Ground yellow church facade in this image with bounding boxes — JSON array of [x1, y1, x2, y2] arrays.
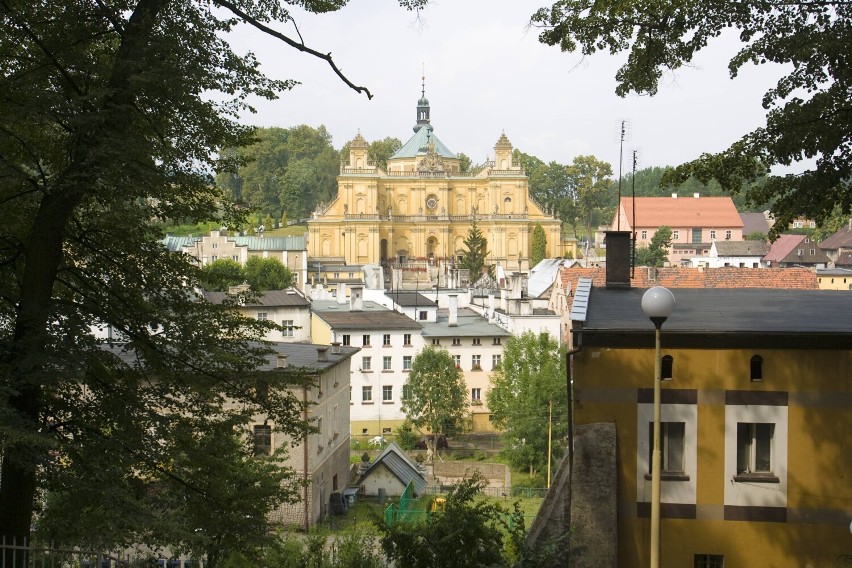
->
[[308, 91, 563, 274]]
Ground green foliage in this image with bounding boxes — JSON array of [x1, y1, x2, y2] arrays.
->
[[634, 226, 672, 267], [567, 155, 613, 240], [0, 0, 425, 552], [531, 224, 548, 266], [244, 256, 294, 291], [533, 0, 852, 232], [458, 221, 490, 281], [401, 347, 468, 444], [368, 137, 403, 170], [746, 231, 769, 242], [487, 332, 568, 478], [201, 259, 246, 291], [258, 533, 385, 568], [516, 150, 577, 228], [394, 420, 419, 451], [458, 152, 473, 173]]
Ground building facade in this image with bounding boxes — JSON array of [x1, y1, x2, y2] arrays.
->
[[568, 283, 852, 566], [307, 88, 563, 272]]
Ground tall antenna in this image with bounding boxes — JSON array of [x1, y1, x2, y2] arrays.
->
[[631, 149, 640, 278], [615, 120, 630, 230]]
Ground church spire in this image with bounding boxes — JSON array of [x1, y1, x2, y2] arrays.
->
[[414, 73, 432, 133]]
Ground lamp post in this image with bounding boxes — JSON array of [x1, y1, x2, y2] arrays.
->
[[641, 286, 676, 568]]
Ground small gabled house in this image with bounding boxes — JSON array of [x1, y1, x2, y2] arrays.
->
[[818, 220, 852, 267], [690, 240, 768, 268], [357, 441, 426, 498], [763, 234, 830, 268]]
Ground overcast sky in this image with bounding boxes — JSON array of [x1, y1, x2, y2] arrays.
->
[[228, 0, 789, 174]]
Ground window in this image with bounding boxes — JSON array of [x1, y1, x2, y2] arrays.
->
[[342, 334, 351, 346], [361, 356, 371, 371], [661, 355, 673, 381], [382, 427, 392, 434], [362, 386, 372, 402], [672, 230, 680, 240], [472, 354, 481, 370], [362, 334, 371, 346], [402, 384, 411, 400], [694, 554, 724, 568], [710, 230, 717, 240], [333, 272, 339, 278], [797, 248, 804, 256], [404, 333, 412, 346], [793, 220, 803, 228], [452, 354, 461, 368], [211, 255, 218, 262], [810, 248, 816, 255], [431, 338, 441, 346], [382, 385, 393, 402], [750, 355, 763, 382], [736, 423, 775, 478], [804, 237, 810, 244], [419, 310, 427, 320], [403, 355, 412, 370], [648, 422, 685, 476], [282, 320, 294, 337], [809, 221, 816, 228], [472, 338, 481, 346], [471, 388, 481, 401], [383, 334, 391, 346], [383, 356, 392, 371], [641, 230, 648, 240], [257, 312, 268, 321], [253, 425, 272, 456], [492, 354, 502, 368], [492, 337, 502, 345], [692, 228, 702, 243], [725, 230, 731, 240], [349, 272, 354, 278], [361, 428, 368, 435], [452, 338, 461, 346], [212, 243, 218, 249]]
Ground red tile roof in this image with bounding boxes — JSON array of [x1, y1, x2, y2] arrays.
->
[[559, 266, 819, 296], [763, 234, 805, 263], [619, 196, 743, 229]]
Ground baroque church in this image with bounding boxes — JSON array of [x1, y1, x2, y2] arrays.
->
[[307, 86, 563, 280]]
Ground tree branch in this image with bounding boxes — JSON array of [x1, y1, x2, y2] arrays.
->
[[213, 0, 373, 99]]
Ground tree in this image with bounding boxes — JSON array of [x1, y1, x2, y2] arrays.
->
[[457, 152, 473, 173], [532, 1, 852, 233], [0, 0, 425, 558], [487, 332, 568, 478], [566, 155, 613, 239], [458, 220, 490, 280], [401, 347, 468, 450], [368, 137, 403, 170], [377, 473, 509, 568], [531, 224, 548, 266], [244, 257, 294, 291], [634, 226, 673, 267], [746, 231, 769, 242], [201, 259, 246, 292]]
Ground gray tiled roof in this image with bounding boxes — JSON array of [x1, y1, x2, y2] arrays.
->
[[203, 289, 310, 307], [361, 441, 426, 495], [312, 301, 422, 331], [385, 291, 438, 308], [714, 240, 768, 256], [420, 312, 510, 337]]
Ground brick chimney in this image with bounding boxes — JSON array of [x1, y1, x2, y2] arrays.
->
[[448, 294, 459, 327], [349, 286, 364, 312], [604, 231, 632, 289]]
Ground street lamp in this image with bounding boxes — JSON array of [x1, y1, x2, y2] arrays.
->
[[641, 286, 676, 568]]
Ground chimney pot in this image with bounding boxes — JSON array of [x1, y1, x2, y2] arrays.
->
[[317, 347, 329, 362], [331, 341, 341, 354], [276, 354, 288, 368], [672, 192, 678, 199], [448, 294, 459, 327]]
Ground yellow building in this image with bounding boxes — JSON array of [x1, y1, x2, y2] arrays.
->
[[569, 281, 852, 566], [308, 88, 563, 274]]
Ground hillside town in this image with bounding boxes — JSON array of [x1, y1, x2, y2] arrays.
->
[[3, 2, 851, 568]]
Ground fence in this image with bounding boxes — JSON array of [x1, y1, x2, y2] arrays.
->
[[0, 537, 201, 568]]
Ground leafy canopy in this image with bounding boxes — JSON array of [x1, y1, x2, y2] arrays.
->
[[401, 347, 468, 440], [0, 0, 425, 555], [634, 226, 673, 268], [531, 224, 548, 266], [532, 0, 852, 233], [487, 331, 568, 477]]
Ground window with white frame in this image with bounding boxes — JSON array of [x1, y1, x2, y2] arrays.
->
[[404, 333, 412, 346], [725, 230, 731, 240], [493, 337, 502, 345], [382, 385, 393, 402], [402, 384, 411, 400], [403, 355, 412, 370], [362, 334, 371, 346], [282, 320, 294, 337], [432, 338, 440, 346], [342, 334, 350, 346], [472, 354, 481, 369], [736, 423, 774, 477], [471, 388, 481, 401], [452, 338, 461, 346], [257, 312, 268, 321], [383, 334, 391, 346], [362, 386, 372, 402], [710, 230, 717, 240], [492, 354, 502, 368], [419, 310, 427, 320], [383, 356, 392, 371], [452, 354, 461, 368], [361, 356, 371, 371], [472, 338, 481, 346], [641, 230, 648, 240], [672, 230, 680, 240], [647, 422, 686, 476]]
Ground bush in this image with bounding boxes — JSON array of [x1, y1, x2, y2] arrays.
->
[[474, 450, 488, 462]]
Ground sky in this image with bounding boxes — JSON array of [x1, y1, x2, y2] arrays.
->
[[228, 0, 790, 174]]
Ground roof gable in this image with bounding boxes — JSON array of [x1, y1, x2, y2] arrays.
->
[[361, 441, 426, 494], [763, 234, 806, 262]]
